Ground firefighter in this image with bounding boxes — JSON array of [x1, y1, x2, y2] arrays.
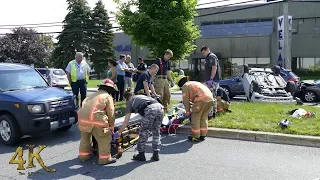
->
[[77, 79, 118, 165], [115, 91, 164, 161], [153, 49, 175, 111], [175, 75, 214, 142]]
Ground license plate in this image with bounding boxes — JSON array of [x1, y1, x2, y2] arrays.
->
[[58, 119, 70, 127]]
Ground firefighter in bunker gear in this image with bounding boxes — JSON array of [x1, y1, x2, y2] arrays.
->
[[176, 75, 214, 142], [77, 79, 118, 165]]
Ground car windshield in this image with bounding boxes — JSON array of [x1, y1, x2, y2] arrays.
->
[[53, 69, 66, 75], [0, 69, 48, 92]]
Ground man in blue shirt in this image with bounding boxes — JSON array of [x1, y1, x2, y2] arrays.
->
[[115, 54, 129, 101], [134, 64, 159, 96]]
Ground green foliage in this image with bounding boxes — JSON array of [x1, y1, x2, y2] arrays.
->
[[51, 0, 92, 69], [170, 71, 179, 82], [0, 27, 54, 67], [114, 0, 200, 60], [89, 0, 116, 78]]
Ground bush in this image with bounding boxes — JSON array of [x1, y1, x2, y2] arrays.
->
[[294, 69, 320, 76], [170, 71, 179, 82]]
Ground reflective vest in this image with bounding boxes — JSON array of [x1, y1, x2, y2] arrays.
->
[[69, 60, 89, 82]]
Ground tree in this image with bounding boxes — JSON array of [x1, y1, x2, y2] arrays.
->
[[0, 27, 54, 67], [114, 0, 200, 60], [51, 0, 92, 69], [89, 0, 115, 78]]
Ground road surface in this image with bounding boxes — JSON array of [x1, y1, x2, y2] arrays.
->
[[0, 125, 319, 180]]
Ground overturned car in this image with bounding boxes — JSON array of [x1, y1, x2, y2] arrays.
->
[[242, 65, 297, 103]]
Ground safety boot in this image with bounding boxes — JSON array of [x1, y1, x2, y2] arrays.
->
[[98, 157, 117, 165], [199, 136, 206, 141], [132, 152, 146, 161], [188, 135, 199, 142], [79, 155, 92, 162], [151, 151, 159, 161]]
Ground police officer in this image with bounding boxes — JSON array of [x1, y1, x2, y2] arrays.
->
[[134, 64, 159, 96], [200, 46, 221, 118], [175, 75, 214, 142], [133, 56, 148, 82], [77, 79, 118, 165], [65, 52, 91, 107], [116, 91, 164, 161], [154, 49, 175, 111]]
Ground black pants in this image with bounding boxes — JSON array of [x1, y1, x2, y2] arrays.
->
[[115, 75, 125, 101], [71, 79, 87, 107]]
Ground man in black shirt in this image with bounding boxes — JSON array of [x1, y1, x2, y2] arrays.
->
[[133, 57, 147, 82], [201, 46, 221, 118], [154, 49, 174, 111], [116, 92, 164, 162], [134, 64, 159, 97]]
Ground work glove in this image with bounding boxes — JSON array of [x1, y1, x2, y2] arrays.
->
[[206, 79, 214, 88], [170, 80, 175, 88]]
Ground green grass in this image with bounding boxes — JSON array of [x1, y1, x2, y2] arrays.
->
[[300, 76, 320, 81], [114, 100, 180, 119], [209, 102, 320, 136]]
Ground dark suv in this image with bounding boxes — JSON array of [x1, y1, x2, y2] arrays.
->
[[0, 63, 78, 146]]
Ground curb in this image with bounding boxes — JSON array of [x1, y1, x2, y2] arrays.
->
[[177, 125, 320, 148]]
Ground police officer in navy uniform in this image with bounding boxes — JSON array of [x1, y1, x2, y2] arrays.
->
[[133, 57, 147, 82]]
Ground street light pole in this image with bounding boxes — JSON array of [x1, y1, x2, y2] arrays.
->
[[283, 0, 292, 69]]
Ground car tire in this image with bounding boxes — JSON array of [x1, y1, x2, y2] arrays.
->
[[285, 81, 297, 96], [0, 114, 21, 146], [220, 86, 231, 97], [302, 91, 318, 102], [273, 65, 281, 75], [57, 125, 73, 131]]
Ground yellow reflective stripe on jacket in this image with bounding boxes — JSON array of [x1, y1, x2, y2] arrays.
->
[[69, 60, 89, 82], [78, 118, 109, 128]]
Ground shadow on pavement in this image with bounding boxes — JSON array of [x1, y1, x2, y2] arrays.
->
[[0, 125, 80, 154], [26, 134, 193, 180]]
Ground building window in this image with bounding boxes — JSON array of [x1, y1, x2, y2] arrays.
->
[[245, 58, 257, 66], [302, 58, 315, 70], [315, 58, 320, 70], [231, 58, 244, 65], [200, 19, 273, 38], [257, 58, 271, 65]]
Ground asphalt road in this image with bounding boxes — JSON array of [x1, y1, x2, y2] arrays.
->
[[0, 126, 320, 180]]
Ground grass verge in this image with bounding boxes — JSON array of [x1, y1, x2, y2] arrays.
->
[[209, 102, 320, 136], [114, 100, 180, 119]]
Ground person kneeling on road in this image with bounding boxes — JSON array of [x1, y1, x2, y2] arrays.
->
[[216, 87, 232, 113], [77, 79, 118, 165], [115, 91, 164, 161], [176, 75, 214, 142]]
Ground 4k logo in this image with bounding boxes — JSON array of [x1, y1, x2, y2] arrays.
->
[[9, 145, 56, 173]]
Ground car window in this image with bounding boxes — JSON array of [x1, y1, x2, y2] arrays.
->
[[37, 69, 47, 75], [289, 71, 298, 78], [52, 69, 66, 75], [0, 69, 48, 91]]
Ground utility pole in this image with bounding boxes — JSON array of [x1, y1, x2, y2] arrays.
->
[[283, 0, 292, 69]]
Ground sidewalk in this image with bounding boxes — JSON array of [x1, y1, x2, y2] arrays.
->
[[65, 87, 182, 94]]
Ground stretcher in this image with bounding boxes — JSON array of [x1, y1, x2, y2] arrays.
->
[[111, 113, 142, 159]]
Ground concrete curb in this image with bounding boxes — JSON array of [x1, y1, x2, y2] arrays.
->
[[177, 125, 320, 148]]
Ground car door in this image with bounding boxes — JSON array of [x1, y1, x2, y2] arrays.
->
[[231, 76, 244, 94]]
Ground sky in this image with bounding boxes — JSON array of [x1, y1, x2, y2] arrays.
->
[[0, 0, 266, 37]]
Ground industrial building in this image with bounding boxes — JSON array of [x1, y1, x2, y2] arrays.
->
[[113, 0, 320, 80]]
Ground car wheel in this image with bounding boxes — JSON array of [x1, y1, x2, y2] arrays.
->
[[273, 65, 281, 75], [57, 124, 73, 131], [303, 91, 318, 102], [0, 114, 21, 146]]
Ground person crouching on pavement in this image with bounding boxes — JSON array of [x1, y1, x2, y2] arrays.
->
[[77, 79, 118, 165], [175, 75, 214, 142], [216, 87, 232, 113], [115, 91, 164, 161]]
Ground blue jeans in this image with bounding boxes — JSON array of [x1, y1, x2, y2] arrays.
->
[[71, 79, 87, 107]]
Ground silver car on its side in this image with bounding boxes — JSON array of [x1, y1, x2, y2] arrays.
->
[[36, 68, 69, 88]]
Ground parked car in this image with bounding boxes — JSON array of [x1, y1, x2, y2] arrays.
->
[[295, 80, 320, 102], [277, 67, 300, 86], [219, 76, 245, 98], [0, 63, 78, 146], [242, 65, 297, 103], [36, 68, 69, 88]]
